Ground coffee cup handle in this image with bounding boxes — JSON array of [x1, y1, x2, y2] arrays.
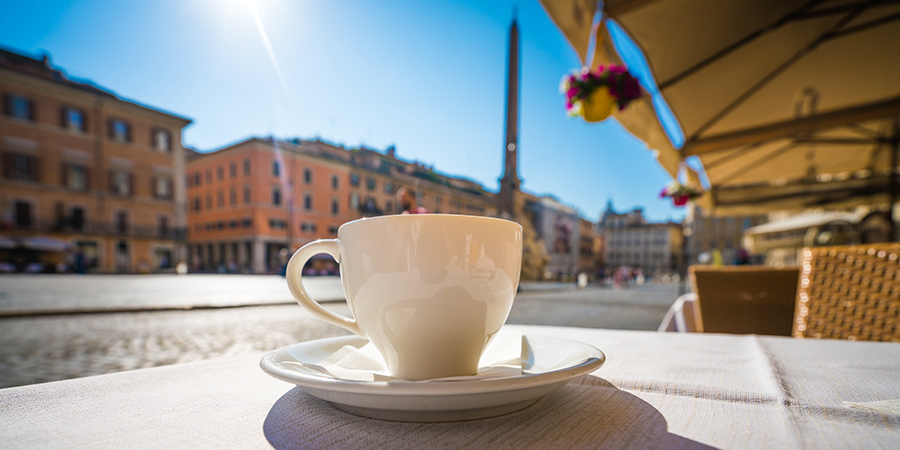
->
[[285, 239, 364, 337]]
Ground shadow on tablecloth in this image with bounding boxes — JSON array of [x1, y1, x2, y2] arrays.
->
[[262, 376, 718, 449]]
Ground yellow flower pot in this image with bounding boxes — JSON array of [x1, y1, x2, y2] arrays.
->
[[580, 86, 616, 122]]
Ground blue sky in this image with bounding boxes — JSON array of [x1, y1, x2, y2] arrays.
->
[[1, 0, 687, 222]]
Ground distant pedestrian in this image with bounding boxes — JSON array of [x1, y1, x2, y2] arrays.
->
[[397, 187, 427, 214], [73, 250, 87, 274]]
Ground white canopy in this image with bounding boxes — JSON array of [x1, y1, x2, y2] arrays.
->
[[21, 236, 75, 252], [540, 0, 900, 216]]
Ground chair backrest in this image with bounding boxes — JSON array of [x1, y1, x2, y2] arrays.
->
[[690, 265, 800, 336], [794, 243, 900, 342]]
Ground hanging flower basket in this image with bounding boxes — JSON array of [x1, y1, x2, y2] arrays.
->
[[660, 183, 703, 207], [561, 64, 642, 122], [581, 86, 617, 122]]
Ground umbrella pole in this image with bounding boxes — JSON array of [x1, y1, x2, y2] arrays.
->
[[891, 118, 899, 241]]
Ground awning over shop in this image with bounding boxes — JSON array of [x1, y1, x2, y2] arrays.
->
[[0, 235, 17, 249], [540, 0, 900, 216], [20, 236, 75, 252]]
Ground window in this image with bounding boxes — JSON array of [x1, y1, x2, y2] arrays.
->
[[193, 173, 201, 186], [272, 160, 280, 177], [243, 158, 251, 175], [152, 129, 171, 152], [70, 207, 85, 231], [435, 195, 442, 204], [301, 222, 317, 233], [14, 201, 33, 229], [229, 188, 236, 205], [63, 164, 88, 191], [61, 107, 86, 132], [331, 175, 339, 190], [384, 181, 393, 194], [272, 188, 281, 205], [3, 152, 39, 181], [350, 192, 359, 210], [385, 201, 393, 213], [243, 186, 251, 204], [193, 197, 201, 211], [153, 176, 172, 199], [4, 93, 34, 121], [109, 169, 131, 196], [108, 119, 131, 143], [242, 218, 253, 228], [304, 194, 312, 211], [304, 168, 312, 184], [229, 162, 237, 178], [269, 218, 286, 229], [217, 191, 224, 208], [116, 211, 128, 233], [331, 199, 339, 215], [228, 220, 237, 229], [217, 166, 224, 181], [350, 173, 359, 187], [158, 216, 169, 237], [366, 177, 376, 191]]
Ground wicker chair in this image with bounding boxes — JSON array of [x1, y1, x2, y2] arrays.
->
[[689, 266, 800, 336], [794, 243, 900, 342]]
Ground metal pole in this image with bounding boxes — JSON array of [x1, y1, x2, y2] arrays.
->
[[890, 118, 899, 241], [678, 223, 689, 296]]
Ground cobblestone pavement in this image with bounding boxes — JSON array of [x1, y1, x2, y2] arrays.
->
[[0, 274, 344, 314], [0, 283, 678, 389]]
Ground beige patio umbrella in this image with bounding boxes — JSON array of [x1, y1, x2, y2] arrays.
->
[[540, 0, 900, 222]]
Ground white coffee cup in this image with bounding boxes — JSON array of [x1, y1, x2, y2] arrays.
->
[[286, 214, 523, 380]]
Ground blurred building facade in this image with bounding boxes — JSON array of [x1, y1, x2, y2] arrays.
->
[[528, 196, 580, 277], [599, 202, 683, 273], [0, 49, 191, 273], [682, 204, 767, 265], [578, 217, 597, 275], [186, 138, 496, 273]]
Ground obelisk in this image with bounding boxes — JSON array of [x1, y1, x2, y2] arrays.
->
[[498, 13, 521, 218]]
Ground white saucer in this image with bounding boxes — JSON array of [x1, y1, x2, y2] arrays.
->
[[259, 334, 605, 422]]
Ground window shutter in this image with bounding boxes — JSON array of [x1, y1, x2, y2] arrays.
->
[[1, 94, 9, 116], [2, 152, 11, 178], [128, 172, 134, 196], [29, 156, 39, 182], [61, 163, 68, 187], [151, 176, 157, 198], [108, 119, 115, 139], [79, 108, 87, 132], [60, 106, 68, 128], [84, 167, 91, 190], [109, 170, 115, 194], [125, 123, 132, 143], [27, 99, 36, 122], [166, 178, 174, 199]]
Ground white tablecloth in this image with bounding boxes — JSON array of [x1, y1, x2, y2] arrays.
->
[[2, 325, 899, 449]]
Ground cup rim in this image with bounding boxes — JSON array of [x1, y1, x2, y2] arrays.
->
[[339, 214, 523, 234]]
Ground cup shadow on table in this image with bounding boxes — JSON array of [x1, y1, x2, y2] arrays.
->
[[263, 376, 719, 449]]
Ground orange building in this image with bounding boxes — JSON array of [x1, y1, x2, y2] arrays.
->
[[187, 138, 496, 273], [0, 49, 191, 273]]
